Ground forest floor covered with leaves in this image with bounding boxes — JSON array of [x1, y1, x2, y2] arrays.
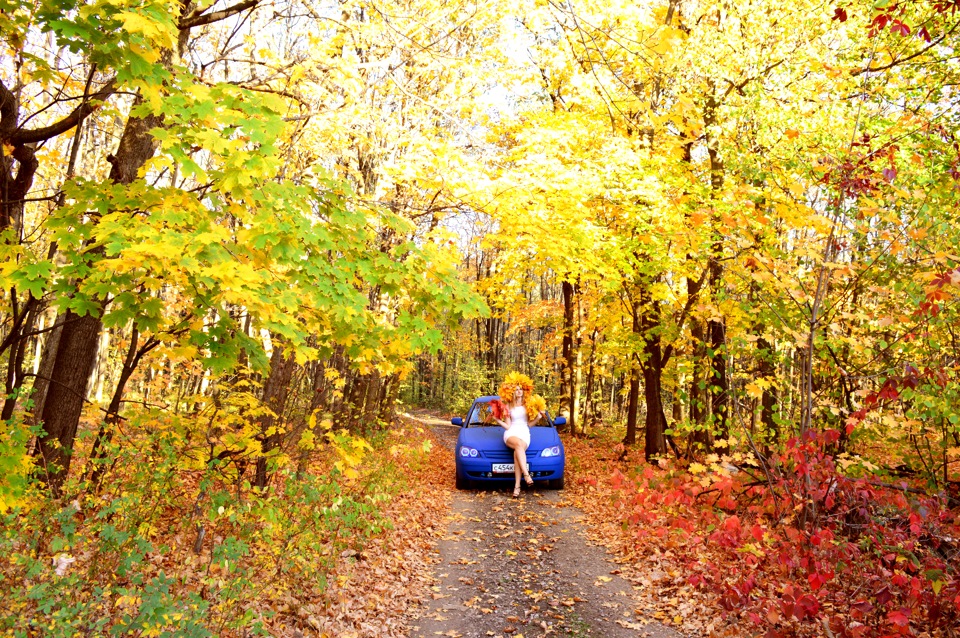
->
[[5, 410, 955, 637], [408, 412, 681, 638], [280, 415, 740, 638], [326, 413, 959, 638], [561, 439, 749, 638], [560, 437, 960, 638], [1, 412, 454, 638]]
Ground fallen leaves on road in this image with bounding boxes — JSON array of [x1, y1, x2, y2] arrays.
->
[[278, 415, 453, 637], [564, 435, 739, 636]]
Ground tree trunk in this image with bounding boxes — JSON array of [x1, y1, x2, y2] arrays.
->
[[623, 365, 640, 446], [672, 388, 682, 423], [29, 313, 67, 422], [581, 329, 598, 436], [623, 295, 641, 446], [642, 356, 668, 461], [679, 134, 710, 452], [90, 328, 111, 402], [708, 315, 728, 440], [362, 370, 382, 427], [0, 127, 39, 236], [758, 335, 778, 443], [1, 299, 41, 421], [704, 87, 728, 441], [640, 283, 668, 460], [689, 318, 709, 452], [309, 358, 328, 413], [33, 311, 101, 494], [559, 279, 577, 433], [378, 374, 392, 421], [254, 344, 297, 489]]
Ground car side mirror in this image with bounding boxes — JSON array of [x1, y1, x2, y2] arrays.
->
[[553, 416, 567, 426], [451, 417, 464, 427]]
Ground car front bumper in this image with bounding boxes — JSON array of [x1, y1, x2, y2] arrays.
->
[[456, 456, 565, 482]]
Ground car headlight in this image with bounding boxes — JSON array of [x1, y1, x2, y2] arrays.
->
[[460, 446, 479, 458], [541, 446, 561, 458]]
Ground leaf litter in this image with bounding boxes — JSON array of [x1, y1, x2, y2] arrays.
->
[[407, 413, 682, 638]]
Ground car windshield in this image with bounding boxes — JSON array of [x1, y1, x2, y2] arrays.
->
[[467, 402, 496, 427], [466, 401, 554, 428]]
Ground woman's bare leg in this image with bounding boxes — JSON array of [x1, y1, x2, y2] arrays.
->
[[515, 444, 533, 484], [512, 452, 521, 495], [507, 437, 532, 484], [506, 437, 524, 494]]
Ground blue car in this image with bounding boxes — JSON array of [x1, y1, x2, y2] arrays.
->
[[452, 395, 566, 490]]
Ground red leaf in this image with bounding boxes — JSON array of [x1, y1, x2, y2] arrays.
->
[[876, 585, 893, 606], [723, 515, 741, 533], [909, 512, 922, 536], [832, 7, 848, 21], [888, 608, 910, 627], [798, 593, 820, 617], [871, 14, 889, 33], [891, 20, 911, 36], [848, 621, 869, 638], [808, 572, 826, 590], [792, 602, 807, 621]]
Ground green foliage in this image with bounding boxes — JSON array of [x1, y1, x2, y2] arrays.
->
[[0, 410, 39, 513], [401, 350, 490, 414], [0, 412, 397, 635], [447, 356, 490, 415]]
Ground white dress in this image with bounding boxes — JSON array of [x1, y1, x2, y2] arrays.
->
[[503, 405, 531, 447]]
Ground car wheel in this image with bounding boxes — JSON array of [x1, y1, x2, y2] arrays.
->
[[548, 476, 564, 490], [456, 472, 471, 490]]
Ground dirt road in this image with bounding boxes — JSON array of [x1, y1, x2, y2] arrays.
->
[[408, 413, 683, 638]]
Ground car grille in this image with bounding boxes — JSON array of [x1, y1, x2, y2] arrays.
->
[[467, 470, 556, 478], [483, 449, 541, 460]]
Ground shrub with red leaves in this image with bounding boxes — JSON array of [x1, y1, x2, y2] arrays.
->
[[612, 431, 960, 636]]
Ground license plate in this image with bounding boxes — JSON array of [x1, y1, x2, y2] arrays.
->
[[491, 463, 515, 473]]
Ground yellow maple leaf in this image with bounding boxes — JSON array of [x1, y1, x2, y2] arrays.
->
[[745, 382, 764, 399], [117, 11, 176, 49]]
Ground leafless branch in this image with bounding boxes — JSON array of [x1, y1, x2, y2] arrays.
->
[[179, 0, 260, 30], [7, 78, 116, 145]]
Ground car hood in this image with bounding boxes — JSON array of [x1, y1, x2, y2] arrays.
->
[[459, 426, 561, 450]]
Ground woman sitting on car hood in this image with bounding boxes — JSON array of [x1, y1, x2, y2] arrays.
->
[[490, 372, 546, 497]]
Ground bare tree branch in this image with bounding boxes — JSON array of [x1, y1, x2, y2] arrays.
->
[[851, 20, 960, 77], [179, 0, 259, 30], [8, 78, 116, 145]]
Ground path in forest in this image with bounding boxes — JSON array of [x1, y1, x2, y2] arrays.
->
[[408, 412, 684, 638]]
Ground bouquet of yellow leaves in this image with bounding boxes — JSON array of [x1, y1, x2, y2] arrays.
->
[[526, 394, 547, 421]]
